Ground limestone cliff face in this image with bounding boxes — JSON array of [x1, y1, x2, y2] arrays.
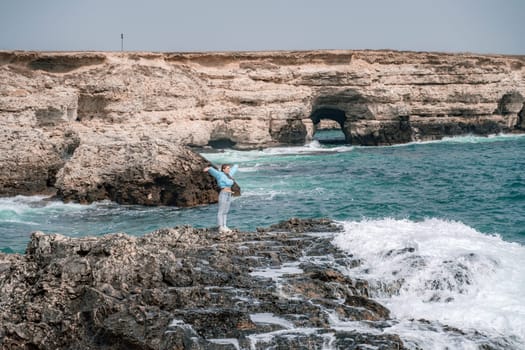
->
[[1, 50, 524, 202], [1, 50, 524, 148]]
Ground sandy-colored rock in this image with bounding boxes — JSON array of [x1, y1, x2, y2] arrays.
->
[[1, 50, 524, 149], [0, 128, 79, 196], [0, 49, 524, 201]]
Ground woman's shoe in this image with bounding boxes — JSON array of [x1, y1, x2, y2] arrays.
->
[[219, 226, 232, 233]]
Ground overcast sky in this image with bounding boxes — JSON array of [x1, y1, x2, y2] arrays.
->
[[1, 0, 524, 54]]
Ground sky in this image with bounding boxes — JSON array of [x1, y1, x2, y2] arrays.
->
[[0, 0, 524, 55]]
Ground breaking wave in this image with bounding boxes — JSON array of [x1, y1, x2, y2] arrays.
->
[[333, 218, 525, 349]]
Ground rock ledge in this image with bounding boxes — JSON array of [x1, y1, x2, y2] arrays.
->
[[0, 218, 404, 349]]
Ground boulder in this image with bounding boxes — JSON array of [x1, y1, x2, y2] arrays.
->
[[54, 140, 218, 206]]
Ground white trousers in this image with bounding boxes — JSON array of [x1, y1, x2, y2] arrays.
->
[[217, 191, 232, 227]]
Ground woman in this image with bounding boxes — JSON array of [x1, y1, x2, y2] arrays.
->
[[203, 164, 238, 233]]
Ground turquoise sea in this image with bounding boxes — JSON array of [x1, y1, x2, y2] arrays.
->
[[1, 134, 524, 348], [1, 134, 523, 253]]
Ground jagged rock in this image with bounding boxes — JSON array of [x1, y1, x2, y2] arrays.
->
[[257, 217, 342, 233], [0, 219, 407, 349], [334, 332, 405, 350], [54, 140, 218, 206]]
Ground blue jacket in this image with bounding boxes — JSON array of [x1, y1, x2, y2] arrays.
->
[[207, 165, 238, 189]]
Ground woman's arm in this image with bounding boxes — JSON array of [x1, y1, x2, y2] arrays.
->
[[205, 166, 221, 180], [230, 164, 239, 177]]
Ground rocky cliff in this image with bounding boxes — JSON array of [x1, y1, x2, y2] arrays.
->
[[1, 50, 524, 203]]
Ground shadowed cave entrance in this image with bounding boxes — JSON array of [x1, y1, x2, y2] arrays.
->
[[208, 138, 237, 149], [310, 107, 350, 144]]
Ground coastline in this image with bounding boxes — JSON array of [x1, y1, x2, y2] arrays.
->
[[1, 49, 524, 206], [1, 48, 524, 348], [2, 217, 523, 349]]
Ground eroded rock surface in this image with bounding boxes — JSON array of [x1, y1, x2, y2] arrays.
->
[[0, 218, 405, 349], [0, 128, 80, 196], [2, 50, 524, 149], [54, 140, 217, 206], [1, 49, 524, 201]]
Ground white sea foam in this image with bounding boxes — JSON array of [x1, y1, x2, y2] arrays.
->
[[207, 338, 240, 350], [247, 327, 318, 348], [258, 140, 354, 155], [0, 195, 94, 213], [201, 134, 525, 164], [332, 218, 525, 349], [0, 195, 118, 233], [250, 313, 294, 329], [391, 133, 525, 147], [0, 195, 50, 214], [326, 310, 382, 335], [440, 133, 525, 143], [249, 262, 303, 280], [167, 319, 186, 327], [165, 318, 199, 336], [0, 196, 91, 225], [200, 141, 354, 164]]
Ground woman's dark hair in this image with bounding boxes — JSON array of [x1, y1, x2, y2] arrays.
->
[[221, 164, 231, 171]]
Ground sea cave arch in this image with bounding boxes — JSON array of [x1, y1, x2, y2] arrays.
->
[[310, 107, 350, 144]]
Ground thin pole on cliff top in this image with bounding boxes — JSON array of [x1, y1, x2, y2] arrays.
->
[[121, 33, 124, 51]]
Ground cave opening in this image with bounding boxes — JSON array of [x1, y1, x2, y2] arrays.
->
[[310, 107, 350, 144], [207, 138, 237, 149]]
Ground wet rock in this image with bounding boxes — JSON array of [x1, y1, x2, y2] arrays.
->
[[0, 218, 405, 349], [344, 295, 391, 320], [257, 217, 343, 233], [334, 331, 405, 350]]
